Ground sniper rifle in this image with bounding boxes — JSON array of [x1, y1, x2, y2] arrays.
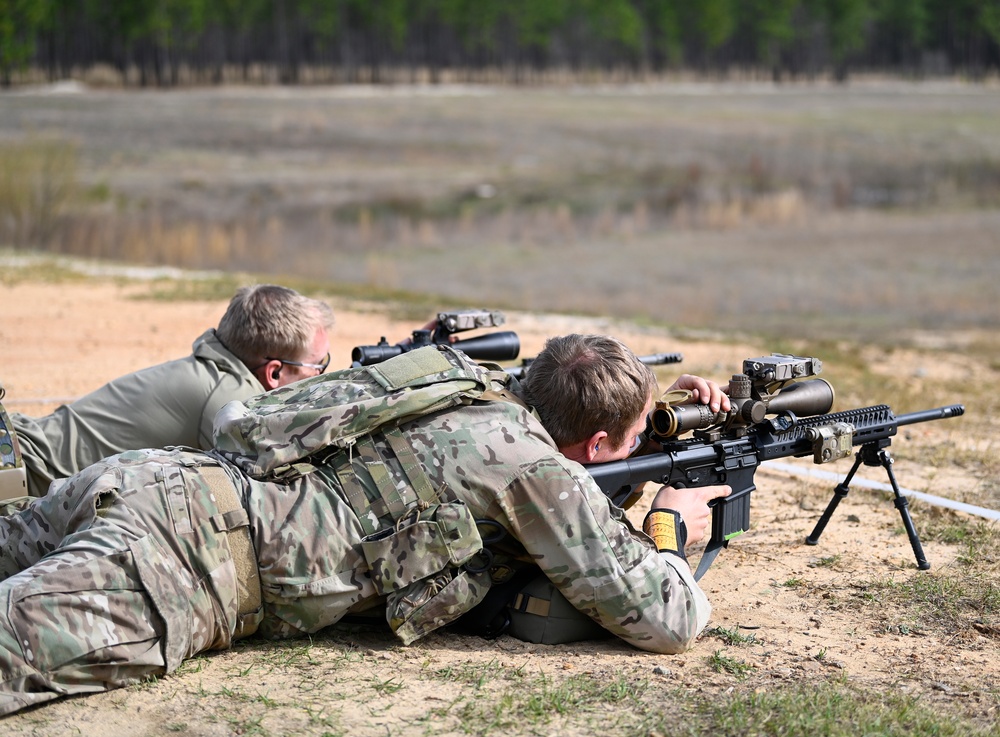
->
[[586, 353, 965, 579], [351, 309, 521, 367]]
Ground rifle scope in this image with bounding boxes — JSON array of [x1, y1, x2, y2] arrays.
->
[[650, 377, 835, 438], [352, 330, 521, 367]]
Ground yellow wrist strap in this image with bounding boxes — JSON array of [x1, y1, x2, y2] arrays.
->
[[643, 508, 688, 560]]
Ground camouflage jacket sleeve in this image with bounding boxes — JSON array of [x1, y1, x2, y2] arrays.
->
[[495, 455, 711, 654]]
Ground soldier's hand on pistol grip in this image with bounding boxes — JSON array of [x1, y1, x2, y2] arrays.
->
[[651, 484, 732, 546]]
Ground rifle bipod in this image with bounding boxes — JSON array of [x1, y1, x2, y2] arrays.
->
[[804, 442, 930, 570]]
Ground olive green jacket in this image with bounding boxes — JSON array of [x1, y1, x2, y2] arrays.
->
[[13, 329, 263, 496]]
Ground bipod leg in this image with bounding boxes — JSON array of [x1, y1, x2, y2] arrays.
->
[[877, 448, 930, 571], [805, 450, 866, 546]]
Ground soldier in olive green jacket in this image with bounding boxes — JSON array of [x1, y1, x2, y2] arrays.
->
[[9, 284, 334, 498], [0, 336, 731, 716]]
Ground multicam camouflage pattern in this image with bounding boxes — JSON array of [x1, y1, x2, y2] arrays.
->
[[0, 448, 242, 716], [360, 500, 492, 644], [1, 345, 710, 715], [361, 501, 484, 595], [232, 346, 710, 651], [212, 344, 493, 480]]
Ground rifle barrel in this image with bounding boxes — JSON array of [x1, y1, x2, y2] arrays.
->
[[642, 352, 683, 366], [507, 351, 682, 380], [896, 404, 965, 427]]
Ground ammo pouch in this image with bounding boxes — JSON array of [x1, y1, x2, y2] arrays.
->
[[360, 501, 491, 644]]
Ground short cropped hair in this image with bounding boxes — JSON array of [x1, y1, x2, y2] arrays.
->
[[522, 334, 657, 450], [216, 284, 335, 365]]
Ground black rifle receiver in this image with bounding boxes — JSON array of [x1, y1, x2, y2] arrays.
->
[[352, 309, 521, 367], [586, 354, 965, 579]]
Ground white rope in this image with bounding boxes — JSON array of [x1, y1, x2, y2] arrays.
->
[[765, 461, 1000, 522]]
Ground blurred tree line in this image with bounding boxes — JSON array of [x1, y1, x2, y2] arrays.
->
[[2, 0, 999, 86]]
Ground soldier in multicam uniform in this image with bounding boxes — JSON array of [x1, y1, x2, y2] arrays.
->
[[7, 284, 334, 499], [0, 334, 731, 716]]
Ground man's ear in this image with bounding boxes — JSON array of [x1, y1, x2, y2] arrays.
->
[[253, 359, 283, 391], [584, 430, 608, 463], [556, 430, 608, 464]]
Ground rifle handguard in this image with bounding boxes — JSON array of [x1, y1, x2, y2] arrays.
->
[[643, 508, 688, 561]]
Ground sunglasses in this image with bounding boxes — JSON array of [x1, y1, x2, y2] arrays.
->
[[255, 352, 331, 375]]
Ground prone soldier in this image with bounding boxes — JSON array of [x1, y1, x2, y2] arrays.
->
[[2, 284, 335, 501], [0, 334, 731, 715]]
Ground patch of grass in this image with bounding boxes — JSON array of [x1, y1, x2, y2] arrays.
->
[[8, 86, 1000, 344], [257, 641, 323, 670], [429, 658, 525, 689], [706, 625, 759, 646], [302, 704, 342, 733], [4, 249, 487, 331], [370, 676, 404, 695], [157, 254, 455, 323], [810, 554, 843, 569], [208, 683, 280, 707], [953, 525, 1000, 572], [222, 712, 266, 736], [850, 565, 1000, 641], [0, 138, 78, 248], [708, 650, 756, 679], [171, 656, 207, 677], [0, 250, 91, 285], [919, 514, 1000, 553], [686, 680, 1000, 737], [440, 671, 650, 735], [431, 671, 1000, 736]]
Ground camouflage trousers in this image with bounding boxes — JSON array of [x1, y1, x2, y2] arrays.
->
[[0, 448, 246, 716]]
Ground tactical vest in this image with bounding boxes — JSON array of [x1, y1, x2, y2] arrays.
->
[[213, 345, 519, 644]]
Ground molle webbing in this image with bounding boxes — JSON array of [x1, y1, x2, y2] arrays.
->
[[212, 343, 504, 482], [320, 347, 511, 536], [383, 426, 438, 505], [335, 437, 392, 534], [333, 429, 444, 538]]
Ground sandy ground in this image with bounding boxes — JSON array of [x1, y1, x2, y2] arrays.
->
[[0, 279, 997, 735]]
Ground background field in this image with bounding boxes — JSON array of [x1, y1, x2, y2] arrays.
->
[[1, 78, 999, 735], [2, 78, 999, 341]]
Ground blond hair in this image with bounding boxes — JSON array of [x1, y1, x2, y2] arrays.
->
[[216, 284, 334, 365]]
